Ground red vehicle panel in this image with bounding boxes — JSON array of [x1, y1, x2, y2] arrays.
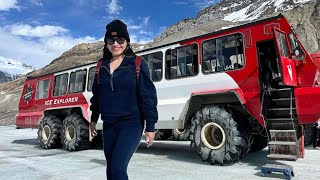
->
[[295, 87, 320, 124]]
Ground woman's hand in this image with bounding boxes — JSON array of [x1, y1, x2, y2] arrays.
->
[[89, 122, 97, 137], [145, 131, 155, 147]]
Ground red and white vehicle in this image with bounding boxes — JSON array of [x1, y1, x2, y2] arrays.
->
[[16, 14, 320, 164]]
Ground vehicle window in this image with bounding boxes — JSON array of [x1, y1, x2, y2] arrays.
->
[[69, 69, 87, 94], [142, 51, 163, 82], [53, 73, 68, 96], [276, 31, 290, 58], [87, 67, 96, 92], [202, 34, 244, 73], [289, 33, 305, 60], [165, 44, 198, 79], [36, 79, 50, 99]]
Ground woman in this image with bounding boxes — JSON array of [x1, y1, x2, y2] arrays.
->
[[89, 19, 158, 180]]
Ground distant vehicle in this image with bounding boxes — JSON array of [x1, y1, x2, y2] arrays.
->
[[16, 14, 320, 165]]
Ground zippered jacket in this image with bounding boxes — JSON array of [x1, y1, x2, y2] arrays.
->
[[90, 55, 158, 132]]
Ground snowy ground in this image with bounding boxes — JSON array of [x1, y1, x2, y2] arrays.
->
[[0, 125, 320, 180]]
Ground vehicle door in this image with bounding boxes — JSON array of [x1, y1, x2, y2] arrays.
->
[[273, 27, 297, 86]]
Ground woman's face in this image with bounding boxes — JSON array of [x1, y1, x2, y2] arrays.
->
[[106, 37, 127, 57]]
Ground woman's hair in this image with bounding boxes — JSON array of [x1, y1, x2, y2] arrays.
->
[[102, 43, 135, 60]]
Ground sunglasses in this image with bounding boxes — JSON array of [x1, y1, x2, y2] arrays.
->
[[106, 37, 126, 45]]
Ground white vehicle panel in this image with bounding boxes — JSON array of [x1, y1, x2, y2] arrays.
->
[[155, 72, 239, 123]]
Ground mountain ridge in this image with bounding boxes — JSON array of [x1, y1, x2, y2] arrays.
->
[[152, 0, 318, 51]]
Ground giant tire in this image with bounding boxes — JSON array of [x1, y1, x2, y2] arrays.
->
[[189, 106, 251, 165], [173, 128, 190, 141], [61, 114, 90, 151], [37, 115, 62, 149], [155, 129, 172, 140]]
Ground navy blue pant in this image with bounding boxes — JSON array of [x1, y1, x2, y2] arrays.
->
[[103, 121, 143, 180]]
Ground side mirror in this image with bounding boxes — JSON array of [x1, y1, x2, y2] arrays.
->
[[292, 48, 300, 57], [292, 47, 305, 60]]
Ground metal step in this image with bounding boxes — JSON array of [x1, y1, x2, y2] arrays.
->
[[267, 154, 298, 161], [268, 122, 298, 130], [261, 164, 294, 178], [264, 87, 301, 161], [269, 129, 297, 141], [271, 98, 294, 101], [268, 118, 297, 121], [267, 108, 297, 118], [269, 88, 292, 92], [269, 88, 292, 98], [269, 129, 296, 133], [268, 107, 296, 111], [268, 141, 297, 146], [270, 98, 295, 108]]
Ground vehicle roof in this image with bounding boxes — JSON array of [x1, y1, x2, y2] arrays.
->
[[26, 61, 97, 80], [135, 14, 284, 54]]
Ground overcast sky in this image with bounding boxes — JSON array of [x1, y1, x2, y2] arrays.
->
[[0, 0, 219, 69]]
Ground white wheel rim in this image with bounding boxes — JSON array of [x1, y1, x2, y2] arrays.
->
[[175, 129, 185, 134], [200, 122, 226, 150], [66, 125, 75, 141], [42, 125, 51, 141]]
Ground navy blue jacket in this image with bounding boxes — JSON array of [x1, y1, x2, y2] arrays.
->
[[90, 55, 158, 132]]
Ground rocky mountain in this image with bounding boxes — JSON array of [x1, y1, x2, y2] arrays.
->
[[151, 0, 319, 52], [0, 71, 19, 82], [0, 56, 35, 82], [0, 0, 320, 125]]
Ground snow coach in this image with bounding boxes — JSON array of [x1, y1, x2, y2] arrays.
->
[[16, 14, 320, 164]]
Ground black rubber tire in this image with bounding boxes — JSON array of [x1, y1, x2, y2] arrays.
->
[[189, 106, 251, 165], [61, 114, 90, 151], [173, 128, 190, 141], [37, 115, 62, 149], [155, 129, 172, 140]]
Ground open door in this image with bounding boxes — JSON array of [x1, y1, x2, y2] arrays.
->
[[273, 27, 297, 86]]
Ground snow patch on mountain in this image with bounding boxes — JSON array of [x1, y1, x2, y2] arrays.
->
[[293, 0, 313, 3], [0, 56, 35, 76], [223, 0, 315, 22]]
